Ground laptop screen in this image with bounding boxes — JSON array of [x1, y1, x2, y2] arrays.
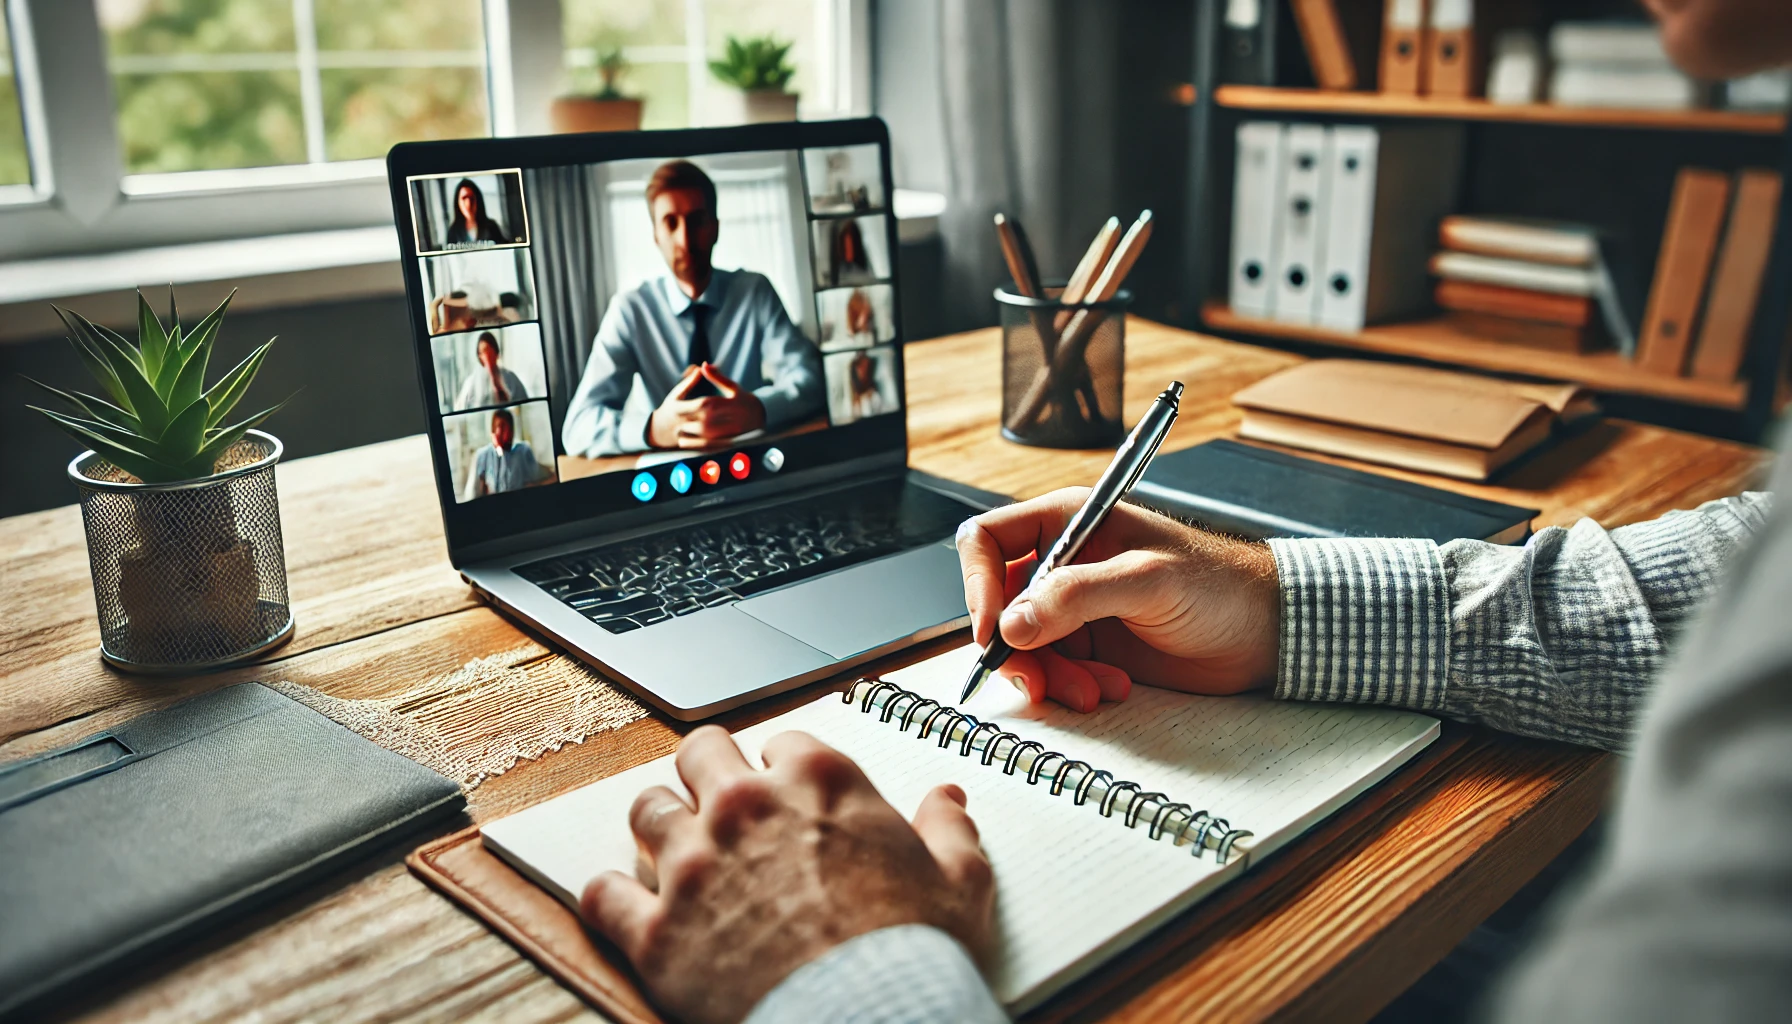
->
[[392, 122, 906, 555]]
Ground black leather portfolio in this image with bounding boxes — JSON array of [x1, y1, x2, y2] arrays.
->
[[0, 683, 464, 1016], [1132, 439, 1538, 544]]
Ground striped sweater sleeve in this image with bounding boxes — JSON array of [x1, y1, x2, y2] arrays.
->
[[1266, 492, 1771, 752]]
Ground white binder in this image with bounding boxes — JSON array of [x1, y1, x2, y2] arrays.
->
[[1316, 123, 1466, 331], [1230, 121, 1288, 318], [1268, 123, 1332, 323], [1317, 126, 1379, 330]]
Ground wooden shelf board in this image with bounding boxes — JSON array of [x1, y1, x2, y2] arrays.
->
[[1212, 86, 1787, 135], [1202, 303, 1749, 410]]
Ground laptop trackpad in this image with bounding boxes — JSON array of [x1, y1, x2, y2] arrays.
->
[[735, 544, 967, 660]]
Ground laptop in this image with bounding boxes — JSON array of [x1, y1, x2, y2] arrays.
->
[[387, 118, 1001, 721]]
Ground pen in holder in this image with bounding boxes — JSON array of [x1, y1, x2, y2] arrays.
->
[[997, 286, 1129, 449]]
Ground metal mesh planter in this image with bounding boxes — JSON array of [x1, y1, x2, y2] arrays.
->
[[69, 429, 295, 672]]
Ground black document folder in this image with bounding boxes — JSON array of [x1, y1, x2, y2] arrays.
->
[[0, 683, 464, 1016], [1132, 439, 1537, 545]]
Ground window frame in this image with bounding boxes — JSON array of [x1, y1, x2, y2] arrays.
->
[[0, 0, 870, 263]]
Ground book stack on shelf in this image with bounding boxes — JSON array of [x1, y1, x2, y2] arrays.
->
[[1547, 21, 1698, 111], [1430, 218, 1610, 355]]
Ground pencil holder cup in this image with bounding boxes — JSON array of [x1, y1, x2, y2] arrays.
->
[[996, 286, 1129, 449]]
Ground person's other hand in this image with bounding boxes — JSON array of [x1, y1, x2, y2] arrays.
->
[[647, 365, 707, 448], [582, 727, 994, 1024], [956, 488, 1281, 712]]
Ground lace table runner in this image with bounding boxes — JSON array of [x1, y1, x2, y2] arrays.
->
[[271, 643, 647, 791]]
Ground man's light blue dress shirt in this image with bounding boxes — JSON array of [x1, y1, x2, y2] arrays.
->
[[561, 268, 824, 457]]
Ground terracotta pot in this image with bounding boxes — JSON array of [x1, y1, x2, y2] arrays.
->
[[714, 89, 800, 125], [550, 97, 645, 134]]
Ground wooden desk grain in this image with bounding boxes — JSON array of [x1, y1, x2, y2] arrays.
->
[[0, 319, 1769, 1023]]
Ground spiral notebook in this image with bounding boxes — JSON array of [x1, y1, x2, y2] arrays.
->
[[481, 645, 1438, 1014]]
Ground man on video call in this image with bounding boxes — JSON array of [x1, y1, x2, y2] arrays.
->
[[561, 160, 823, 457]]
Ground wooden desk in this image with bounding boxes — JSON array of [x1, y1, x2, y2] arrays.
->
[[0, 319, 1770, 1023]]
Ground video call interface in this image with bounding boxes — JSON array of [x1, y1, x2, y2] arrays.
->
[[407, 144, 902, 507]]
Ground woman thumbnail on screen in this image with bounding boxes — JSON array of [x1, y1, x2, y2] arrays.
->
[[824, 344, 900, 425], [430, 322, 550, 415], [816, 284, 895, 352], [411, 169, 529, 255]]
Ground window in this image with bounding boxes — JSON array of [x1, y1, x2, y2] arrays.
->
[[563, 0, 857, 130], [99, 0, 488, 174], [0, 0, 867, 263], [0, 7, 26, 186]]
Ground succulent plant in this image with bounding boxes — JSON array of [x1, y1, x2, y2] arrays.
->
[[28, 289, 285, 484], [708, 34, 796, 92]]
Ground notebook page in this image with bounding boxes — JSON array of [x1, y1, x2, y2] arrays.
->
[[481, 693, 1239, 1011], [888, 645, 1440, 864]]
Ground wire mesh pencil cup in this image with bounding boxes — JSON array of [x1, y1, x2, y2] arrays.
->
[[997, 286, 1129, 449]]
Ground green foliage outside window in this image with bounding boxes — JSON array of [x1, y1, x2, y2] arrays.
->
[[101, 0, 487, 174]]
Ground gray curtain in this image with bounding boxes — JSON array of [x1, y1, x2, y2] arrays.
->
[[525, 165, 605, 430], [934, 0, 1120, 331]]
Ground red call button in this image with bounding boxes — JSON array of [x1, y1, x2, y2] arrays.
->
[[729, 452, 751, 480], [698, 459, 722, 485]]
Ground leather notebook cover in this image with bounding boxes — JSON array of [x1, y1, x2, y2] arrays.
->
[[1435, 280, 1595, 328], [1132, 439, 1537, 544], [1232, 359, 1552, 450], [409, 826, 665, 1024], [0, 683, 465, 1016]]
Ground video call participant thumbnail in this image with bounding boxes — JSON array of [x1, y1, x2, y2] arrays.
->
[[562, 160, 823, 457], [448, 178, 510, 246], [457, 331, 530, 409], [463, 407, 552, 501]]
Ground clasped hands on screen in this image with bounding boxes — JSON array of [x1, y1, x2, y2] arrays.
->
[[648, 363, 766, 449]]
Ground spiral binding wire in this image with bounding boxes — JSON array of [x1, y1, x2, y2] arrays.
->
[[844, 679, 1252, 862]]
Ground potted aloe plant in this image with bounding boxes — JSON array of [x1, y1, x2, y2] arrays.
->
[[552, 44, 645, 133], [709, 34, 799, 124], [28, 290, 293, 672]]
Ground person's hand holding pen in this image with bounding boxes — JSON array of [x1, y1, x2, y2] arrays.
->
[[955, 491, 1282, 712]]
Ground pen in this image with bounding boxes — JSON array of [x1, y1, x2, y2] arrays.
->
[[961, 380, 1184, 703]]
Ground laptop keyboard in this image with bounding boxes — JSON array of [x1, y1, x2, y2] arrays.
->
[[514, 481, 975, 634]]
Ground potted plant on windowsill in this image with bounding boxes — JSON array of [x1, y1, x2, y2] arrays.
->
[[28, 290, 294, 673], [552, 45, 645, 133], [709, 34, 799, 124]]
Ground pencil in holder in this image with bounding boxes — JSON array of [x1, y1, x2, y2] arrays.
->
[[996, 286, 1129, 449]]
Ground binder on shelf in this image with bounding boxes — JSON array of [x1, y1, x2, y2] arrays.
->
[[1231, 121, 1290, 319], [1269, 123, 1332, 323], [1221, 0, 1279, 86], [1690, 169, 1782, 382], [1425, 0, 1477, 97], [1637, 168, 1732, 376], [1379, 0, 1428, 95], [1317, 123, 1464, 331], [1290, 0, 1359, 90]]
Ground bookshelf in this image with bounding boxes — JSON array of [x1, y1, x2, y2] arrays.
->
[[1213, 86, 1788, 135], [1202, 304, 1749, 409], [1180, 0, 1792, 441]]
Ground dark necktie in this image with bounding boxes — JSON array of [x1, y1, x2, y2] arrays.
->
[[687, 304, 711, 367]]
